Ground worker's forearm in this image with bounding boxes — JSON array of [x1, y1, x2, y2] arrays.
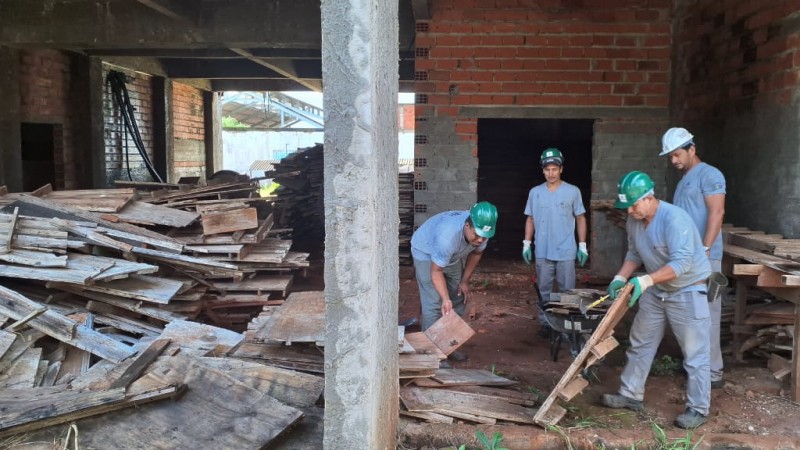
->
[[576, 214, 587, 243], [524, 216, 534, 241], [704, 210, 724, 248], [647, 264, 678, 285], [616, 260, 641, 280], [462, 252, 483, 282]]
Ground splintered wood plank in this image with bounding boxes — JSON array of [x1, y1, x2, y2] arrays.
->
[[431, 369, 517, 386], [405, 332, 447, 359], [108, 338, 172, 390], [201, 207, 258, 235], [0, 249, 68, 267], [0, 330, 16, 360], [399, 386, 536, 424], [76, 359, 303, 449], [423, 312, 475, 356], [0, 207, 19, 254], [441, 386, 539, 406], [558, 377, 589, 401], [253, 291, 324, 345], [399, 353, 442, 375], [160, 320, 244, 356], [43, 188, 136, 213], [586, 335, 620, 366], [0, 253, 116, 284], [0, 347, 42, 389], [112, 200, 198, 228], [71, 290, 188, 323], [193, 357, 324, 407], [213, 275, 294, 296], [400, 409, 455, 424], [233, 342, 324, 373], [52, 275, 183, 305]]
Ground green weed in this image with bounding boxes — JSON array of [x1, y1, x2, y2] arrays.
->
[[650, 355, 682, 376]]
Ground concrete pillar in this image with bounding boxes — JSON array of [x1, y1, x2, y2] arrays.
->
[[321, 0, 399, 449], [152, 77, 169, 182], [87, 56, 107, 188], [203, 90, 222, 179], [0, 47, 22, 191]]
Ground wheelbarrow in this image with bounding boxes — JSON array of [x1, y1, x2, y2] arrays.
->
[[543, 307, 604, 362]]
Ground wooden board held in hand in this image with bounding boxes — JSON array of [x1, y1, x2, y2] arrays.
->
[[423, 312, 475, 356]]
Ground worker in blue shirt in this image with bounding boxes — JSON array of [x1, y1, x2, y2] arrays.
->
[[522, 148, 587, 338], [411, 202, 498, 361], [662, 127, 727, 388], [602, 171, 712, 430]]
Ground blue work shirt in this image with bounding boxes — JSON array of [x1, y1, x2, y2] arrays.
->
[[524, 181, 585, 261], [673, 162, 726, 260], [411, 211, 487, 268], [625, 201, 711, 293]]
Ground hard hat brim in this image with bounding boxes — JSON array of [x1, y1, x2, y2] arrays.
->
[[474, 227, 495, 238]]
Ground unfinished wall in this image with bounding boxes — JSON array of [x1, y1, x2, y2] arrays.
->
[[414, 0, 671, 273], [18, 49, 84, 189], [672, 1, 800, 237], [172, 82, 206, 182], [102, 66, 155, 185]]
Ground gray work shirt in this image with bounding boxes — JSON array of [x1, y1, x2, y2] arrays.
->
[[625, 201, 711, 293], [524, 181, 585, 261], [673, 162, 726, 260], [411, 210, 487, 267]]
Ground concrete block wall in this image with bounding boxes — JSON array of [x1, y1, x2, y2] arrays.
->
[[172, 82, 206, 182], [102, 66, 155, 185], [18, 49, 79, 189], [413, 0, 672, 271], [672, 0, 800, 238]]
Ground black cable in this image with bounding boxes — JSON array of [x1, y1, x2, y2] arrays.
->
[[106, 71, 163, 183]]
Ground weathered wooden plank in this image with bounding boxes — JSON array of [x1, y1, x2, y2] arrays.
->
[[0, 248, 68, 267], [51, 275, 183, 305], [75, 360, 303, 449], [112, 200, 198, 228], [0, 347, 42, 389], [431, 369, 517, 387], [0, 329, 16, 360], [132, 246, 242, 277], [400, 386, 536, 424], [423, 312, 475, 356], [160, 320, 244, 356], [109, 338, 171, 390], [558, 377, 589, 401], [0, 207, 19, 254], [201, 207, 258, 235], [253, 291, 323, 345], [405, 332, 447, 359]]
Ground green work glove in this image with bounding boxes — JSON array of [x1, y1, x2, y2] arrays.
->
[[628, 275, 654, 307], [577, 242, 588, 267], [607, 275, 627, 300], [522, 240, 532, 265]]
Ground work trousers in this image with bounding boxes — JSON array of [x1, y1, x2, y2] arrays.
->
[[709, 259, 724, 382], [413, 258, 466, 331], [619, 289, 711, 415], [535, 258, 575, 325]]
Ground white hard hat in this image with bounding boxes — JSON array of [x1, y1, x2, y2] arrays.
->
[[660, 127, 694, 156]]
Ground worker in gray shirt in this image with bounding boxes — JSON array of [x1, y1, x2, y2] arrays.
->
[[662, 127, 727, 388], [601, 171, 712, 430], [522, 148, 587, 338], [411, 202, 498, 361]]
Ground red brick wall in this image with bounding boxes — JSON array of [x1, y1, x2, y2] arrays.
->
[[171, 82, 206, 181], [399, 104, 415, 132], [674, 0, 800, 119], [102, 67, 155, 184], [18, 49, 76, 189], [415, 0, 672, 114]]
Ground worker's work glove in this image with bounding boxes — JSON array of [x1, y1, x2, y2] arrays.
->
[[627, 275, 654, 307], [577, 242, 589, 267], [607, 275, 627, 300], [522, 240, 532, 265]]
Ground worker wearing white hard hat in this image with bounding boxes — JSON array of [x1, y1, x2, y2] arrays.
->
[[661, 127, 727, 389]]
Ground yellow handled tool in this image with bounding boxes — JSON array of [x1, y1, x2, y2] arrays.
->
[[579, 294, 609, 315]]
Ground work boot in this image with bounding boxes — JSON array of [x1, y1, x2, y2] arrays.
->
[[448, 351, 468, 362], [674, 407, 707, 429], [601, 394, 644, 412], [711, 379, 724, 389], [538, 324, 552, 339]]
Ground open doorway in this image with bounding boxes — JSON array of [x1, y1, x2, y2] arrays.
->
[[20, 123, 58, 191], [477, 118, 593, 260]]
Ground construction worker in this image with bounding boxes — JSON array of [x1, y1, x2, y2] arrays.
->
[[602, 171, 712, 429], [661, 127, 727, 389], [522, 148, 587, 338], [411, 202, 498, 361]]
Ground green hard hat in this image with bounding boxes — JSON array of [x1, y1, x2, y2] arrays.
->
[[470, 201, 498, 238], [540, 148, 564, 167], [615, 171, 655, 209]]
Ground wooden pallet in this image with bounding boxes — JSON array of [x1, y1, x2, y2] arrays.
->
[[533, 285, 632, 427]]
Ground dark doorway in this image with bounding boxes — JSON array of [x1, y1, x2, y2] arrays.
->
[[477, 118, 593, 260], [20, 123, 57, 191]]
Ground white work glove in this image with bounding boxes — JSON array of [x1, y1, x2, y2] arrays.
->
[[628, 275, 654, 307], [522, 240, 532, 265]]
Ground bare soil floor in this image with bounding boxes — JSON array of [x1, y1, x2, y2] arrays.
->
[[397, 258, 800, 449]]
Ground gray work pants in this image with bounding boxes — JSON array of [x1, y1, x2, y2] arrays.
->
[[709, 259, 723, 382], [619, 289, 711, 415], [535, 258, 575, 325], [413, 258, 466, 331]]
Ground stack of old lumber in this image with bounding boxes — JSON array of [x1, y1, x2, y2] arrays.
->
[[0, 283, 324, 448], [0, 185, 308, 331], [235, 291, 540, 425]]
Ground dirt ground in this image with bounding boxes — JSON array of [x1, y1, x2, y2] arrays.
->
[[395, 257, 800, 449]]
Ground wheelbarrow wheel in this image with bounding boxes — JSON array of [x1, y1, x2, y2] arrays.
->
[[550, 333, 563, 362]]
